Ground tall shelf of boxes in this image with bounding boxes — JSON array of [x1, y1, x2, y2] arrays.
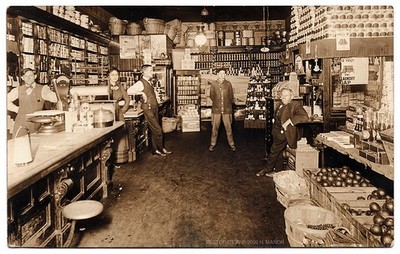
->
[[173, 70, 201, 132], [8, 6, 111, 88]]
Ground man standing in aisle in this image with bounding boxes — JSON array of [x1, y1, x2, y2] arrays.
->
[[256, 88, 309, 177], [7, 68, 58, 138], [128, 65, 171, 156], [209, 68, 236, 152]]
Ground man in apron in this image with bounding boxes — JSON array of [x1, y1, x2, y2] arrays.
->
[[128, 65, 171, 156], [7, 68, 58, 138]]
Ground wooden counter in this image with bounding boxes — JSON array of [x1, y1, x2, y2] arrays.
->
[[8, 121, 124, 198], [315, 134, 393, 180], [7, 121, 124, 247]]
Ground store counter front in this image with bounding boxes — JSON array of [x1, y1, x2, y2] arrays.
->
[[7, 122, 124, 247]]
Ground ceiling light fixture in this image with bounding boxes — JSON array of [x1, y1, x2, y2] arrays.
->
[[195, 25, 207, 46], [201, 7, 209, 17], [261, 6, 270, 53]]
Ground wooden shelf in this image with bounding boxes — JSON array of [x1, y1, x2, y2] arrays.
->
[[7, 6, 111, 46], [180, 45, 285, 54], [298, 37, 393, 60]]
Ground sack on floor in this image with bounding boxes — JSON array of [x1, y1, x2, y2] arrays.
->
[[162, 117, 179, 133]]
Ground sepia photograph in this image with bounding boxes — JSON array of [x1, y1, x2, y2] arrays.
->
[[3, 0, 397, 252]]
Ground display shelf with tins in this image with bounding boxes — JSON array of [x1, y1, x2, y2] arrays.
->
[[173, 70, 201, 132], [71, 56, 109, 86], [173, 70, 200, 113], [191, 48, 283, 82], [8, 7, 111, 89]]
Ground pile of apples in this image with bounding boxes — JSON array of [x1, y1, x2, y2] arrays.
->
[[308, 166, 373, 187], [341, 188, 394, 247]]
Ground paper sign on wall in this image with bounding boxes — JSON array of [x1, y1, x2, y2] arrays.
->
[[336, 33, 350, 51], [305, 39, 311, 54], [340, 57, 369, 84], [119, 36, 138, 59]]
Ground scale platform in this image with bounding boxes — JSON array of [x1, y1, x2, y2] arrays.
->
[[27, 110, 66, 134]]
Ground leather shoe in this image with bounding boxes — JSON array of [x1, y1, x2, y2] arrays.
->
[[153, 150, 166, 157], [256, 168, 272, 177], [208, 145, 215, 152], [230, 146, 236, 152], [162, 148, 172, 154], [265, 171, 276, 177]]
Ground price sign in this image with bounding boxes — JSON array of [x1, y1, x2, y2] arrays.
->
[[336, 33, 350, 51], [340, 57, 368, 85]]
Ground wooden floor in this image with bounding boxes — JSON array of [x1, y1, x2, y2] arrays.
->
[[75, 121, 289, 248]]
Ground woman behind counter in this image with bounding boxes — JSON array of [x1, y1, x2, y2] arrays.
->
[[108, 67, 130, 164]]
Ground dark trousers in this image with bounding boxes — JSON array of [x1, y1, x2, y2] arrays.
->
[[265, 130, 287, 171], [143, 108, 164, 152]]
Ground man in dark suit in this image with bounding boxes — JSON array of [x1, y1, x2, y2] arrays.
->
[[256, 88, 309, 177]]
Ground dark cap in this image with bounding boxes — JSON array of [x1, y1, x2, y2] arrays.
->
[[215, 67, 227, 73]]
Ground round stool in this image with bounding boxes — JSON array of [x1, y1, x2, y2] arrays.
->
[[61, 200, 104, 247]]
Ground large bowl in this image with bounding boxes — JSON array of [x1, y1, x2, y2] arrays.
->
[[93, 108, 114, 128]]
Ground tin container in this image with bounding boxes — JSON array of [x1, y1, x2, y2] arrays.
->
[[248, 37, 255, 45], [217, 30, 225, 46], [234, 30, 241, 38], [235, 37, 241, 46]]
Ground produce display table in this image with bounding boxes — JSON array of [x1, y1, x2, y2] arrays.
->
[[303, 169, 385, 247], [315, 134, 393, 180]]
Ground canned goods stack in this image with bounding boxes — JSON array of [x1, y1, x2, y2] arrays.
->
[[234, 31, 241, 46], [242, 30, 255, 46], [217, 30, 225, 46]]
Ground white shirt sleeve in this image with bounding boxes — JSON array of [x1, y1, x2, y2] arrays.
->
[[7, 88, 19, 113], [127, 81, 144, 95], [41, 85, 58, 103]]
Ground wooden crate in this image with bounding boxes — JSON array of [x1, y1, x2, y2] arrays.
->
[[303, 168, 382, 247], [286, 148, 319, 176], [330, 192, 393, 238]]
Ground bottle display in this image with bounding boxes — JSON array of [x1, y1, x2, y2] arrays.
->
[[244, 69, 273, 129]]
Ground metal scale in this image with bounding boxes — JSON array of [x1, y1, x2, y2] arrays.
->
[[26, 74, 70, 134], [27, 110, 66, 134]]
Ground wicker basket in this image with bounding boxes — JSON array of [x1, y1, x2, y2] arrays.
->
[[109, 17, 127, 35], [275, 186, 310, 208], [284, 204, 342, 247], [126, 22, 142, 35], [143, 18, 165, 34], [273, 170, 310, 208]]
